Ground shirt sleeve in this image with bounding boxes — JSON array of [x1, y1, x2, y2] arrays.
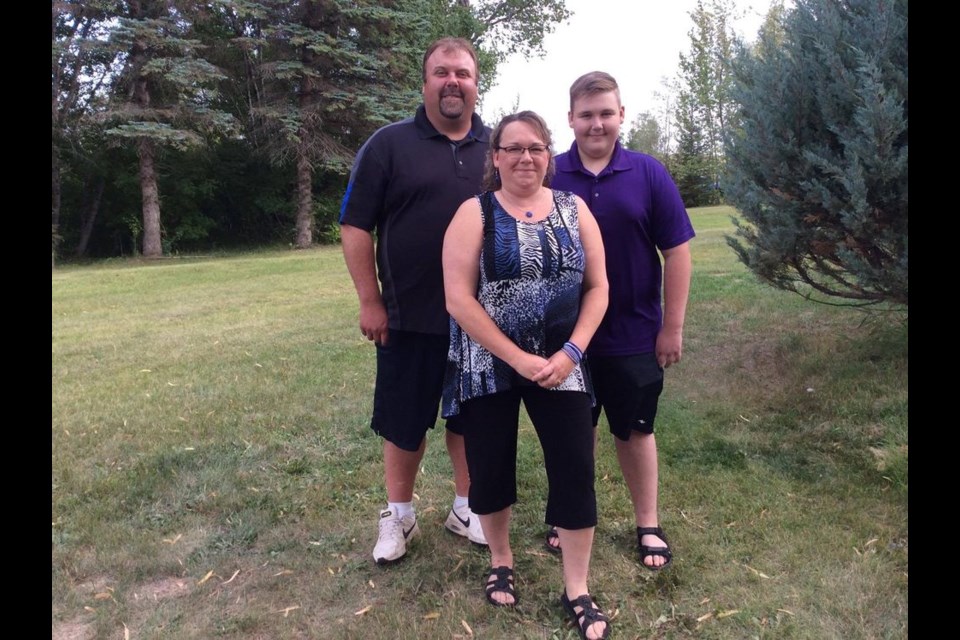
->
[[649, 159, 696, 250], [339, 137, 387, 231]]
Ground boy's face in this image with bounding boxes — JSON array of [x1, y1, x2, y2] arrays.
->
[[568, 90, 624, 161]]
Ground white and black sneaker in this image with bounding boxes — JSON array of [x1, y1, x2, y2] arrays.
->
[[445, 504, 488, 546], [373, 508, 419, 564]]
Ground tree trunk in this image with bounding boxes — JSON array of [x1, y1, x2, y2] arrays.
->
[[75, 177, 105, 258], [52, 146, 62, 269], [294, 148, 313, 249], [139, 138, 163, 258]]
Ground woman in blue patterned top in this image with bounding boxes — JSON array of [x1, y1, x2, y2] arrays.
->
[[442, 111, 611, 639]]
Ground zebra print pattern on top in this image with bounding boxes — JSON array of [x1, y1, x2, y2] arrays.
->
[[442, 189, 592, 418]]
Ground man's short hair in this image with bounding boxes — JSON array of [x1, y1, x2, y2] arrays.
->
[[569, 71, 621, 111], [422, 37, 480, 83]]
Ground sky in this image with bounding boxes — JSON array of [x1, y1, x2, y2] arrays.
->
[[477, 0, 776, 151]]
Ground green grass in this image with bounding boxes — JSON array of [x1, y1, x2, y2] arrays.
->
[[52, 207, 907, 639]]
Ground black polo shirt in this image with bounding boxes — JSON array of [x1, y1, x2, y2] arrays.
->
[[339, 105, 491, 336]]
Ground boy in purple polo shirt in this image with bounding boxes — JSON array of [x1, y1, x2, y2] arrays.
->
[[548, 71, 694, 570]]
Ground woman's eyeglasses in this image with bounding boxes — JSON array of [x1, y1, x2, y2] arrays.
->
[[496, 144, 549, 157]]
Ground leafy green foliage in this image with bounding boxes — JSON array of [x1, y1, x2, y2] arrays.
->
[[105, 122, 204, 149], [672, 0, 740, 206], [623, 111, 669, 165], [53, 0, 574, 259], [723, 0, 908, 306]]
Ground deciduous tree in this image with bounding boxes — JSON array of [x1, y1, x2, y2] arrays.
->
[[623, 111, 668, 165], [53, 0, 116, 265], [672, 0, 738, 206]]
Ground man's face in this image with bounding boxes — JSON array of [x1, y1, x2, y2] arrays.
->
[[568, 91, 624, 160], [422, 48, 479, 123]]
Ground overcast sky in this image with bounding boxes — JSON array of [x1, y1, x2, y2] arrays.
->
[[477, 0, 777, 151]]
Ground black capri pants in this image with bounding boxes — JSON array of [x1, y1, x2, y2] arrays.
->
[[455, 386, 597, 530]]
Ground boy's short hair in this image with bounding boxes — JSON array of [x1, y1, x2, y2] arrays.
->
[[569, 71, 621, 111]]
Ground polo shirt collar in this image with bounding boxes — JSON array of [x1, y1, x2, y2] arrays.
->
[[415, 104, 489, 143], [563, 140, 630, 176]]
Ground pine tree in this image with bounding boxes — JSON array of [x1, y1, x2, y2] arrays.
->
[[100, 0, 240, 258], [236, 0, 573, 249], [723, 0, 907, 307], [234, 0, 435, 249]]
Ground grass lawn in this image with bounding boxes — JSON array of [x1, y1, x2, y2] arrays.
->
[[52, 206, 907, 639]]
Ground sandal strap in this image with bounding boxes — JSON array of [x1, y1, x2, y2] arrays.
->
[[545, 527, 562, 554], [485, 566, 514, 592], [637, 526, 671, 555], [637, 525, 668, 540], [571, 594, 608, 622], [485, 566, 517, 606], [637, 526, 673, 569]]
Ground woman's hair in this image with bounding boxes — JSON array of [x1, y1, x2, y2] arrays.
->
[[481, 110, 556, 191]]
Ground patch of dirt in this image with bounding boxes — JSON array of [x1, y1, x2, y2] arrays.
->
[[54, 575, 193, 640], [131, 576, 194, 603], [75, 575, 114, 595], [679, 332, 788, 405], [52, 619, 95, 640]]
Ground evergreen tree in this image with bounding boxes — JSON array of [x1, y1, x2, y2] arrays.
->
[[672, 87, 714, 206], [99, 0, 240, 258], [234, 0, 433, 249], [672, 0, 739, 206], [723, 0, 907, 307], [236, 0, 572, 249]]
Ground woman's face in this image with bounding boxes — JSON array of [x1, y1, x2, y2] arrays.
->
[[493, 121, 550, 191]]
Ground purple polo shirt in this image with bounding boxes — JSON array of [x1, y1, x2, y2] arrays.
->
[[553, 141, 695, 356]]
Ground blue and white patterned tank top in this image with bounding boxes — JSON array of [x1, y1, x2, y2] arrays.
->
[[442, 189, 593, 418]]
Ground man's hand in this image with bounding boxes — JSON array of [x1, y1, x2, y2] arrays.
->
[[359, 300, 389, 346]]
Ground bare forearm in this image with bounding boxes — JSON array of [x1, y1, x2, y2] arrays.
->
[[662, 246, 691, 332], [341, 225, 381, 304], [568, 285, 609, 352]]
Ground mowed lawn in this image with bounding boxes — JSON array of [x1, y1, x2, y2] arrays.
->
[[52, 206, 907, 640]]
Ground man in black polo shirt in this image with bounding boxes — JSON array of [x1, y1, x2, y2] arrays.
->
[[339, 37, 491, 564]]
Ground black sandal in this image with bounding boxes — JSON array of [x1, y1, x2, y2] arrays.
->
[[544, 527, 562, 554], [560, 591, 610, 640], [637, 525, 673, 571], [484, 565, 518, 607]]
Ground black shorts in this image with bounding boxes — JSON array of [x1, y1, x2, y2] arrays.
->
[[371, 330, 463, 451], [589, 353, 664, 440]]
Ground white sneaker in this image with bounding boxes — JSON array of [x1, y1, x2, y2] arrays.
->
[[372, 508, 419, 564], [445, 504, 488, 546]]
